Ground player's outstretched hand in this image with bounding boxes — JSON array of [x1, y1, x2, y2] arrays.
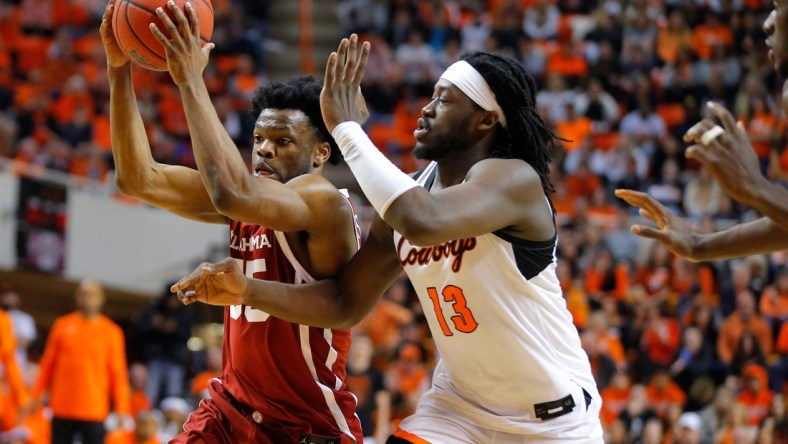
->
[[321, 34, 371, 133], [683, 101, 767, 206], [149, 0, 214, 86], [614, 189, 701, 261], [100, 0, 130, 70], [171, 257, 248, 306]]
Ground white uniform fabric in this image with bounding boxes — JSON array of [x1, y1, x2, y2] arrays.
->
[[394, 162, 602, 442]]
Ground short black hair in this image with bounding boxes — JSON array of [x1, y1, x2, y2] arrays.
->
[[251, 76, 341, 165], [462, 52, 559, 192]]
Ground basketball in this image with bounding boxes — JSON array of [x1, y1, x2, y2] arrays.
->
[[112, 0, 214, 71]]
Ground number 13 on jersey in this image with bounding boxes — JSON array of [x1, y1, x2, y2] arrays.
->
[[427, 285, 478, 336]]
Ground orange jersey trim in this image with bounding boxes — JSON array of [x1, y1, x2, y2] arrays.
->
[[393, 428, 432, 444]]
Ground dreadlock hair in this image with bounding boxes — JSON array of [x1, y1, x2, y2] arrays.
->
[[251, 75, 342, 165], [461, 52, 560, 192]]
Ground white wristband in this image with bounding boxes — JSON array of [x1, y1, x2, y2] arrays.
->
[[332, 121, 419, 217]]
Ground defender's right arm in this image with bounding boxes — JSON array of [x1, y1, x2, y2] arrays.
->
[[174, 214, 404, 329], [102, 0, 224, 224]]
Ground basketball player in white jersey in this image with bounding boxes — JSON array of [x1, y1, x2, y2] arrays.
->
[[174, 35, 603, 443]]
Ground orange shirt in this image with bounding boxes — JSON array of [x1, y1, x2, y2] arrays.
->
[[737, 389, 773, 426], [0, 309, 29, 431], [557, 116, 592, 151], [777, 322, 788, 354], [759, 287, 788, 321], [646, 381, 686, 418], [130, 389, 150, 418], [600, 385, 630, 425], [191, 370, 220, 398], [642, 319, 682, 366], [717, 313, 773, 364], [657, 28, 692, 64], [691, 25, 733, 59], [33, 312, 130, 421]]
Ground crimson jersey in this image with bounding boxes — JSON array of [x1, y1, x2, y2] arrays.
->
[[220, 195, 362, 442]]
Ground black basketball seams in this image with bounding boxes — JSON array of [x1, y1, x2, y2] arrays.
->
[[124, 0, 166, 62]]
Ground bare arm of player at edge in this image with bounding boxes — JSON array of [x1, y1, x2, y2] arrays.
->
[[102, 0, 223, 223], [149, 4, 356, 252], [615, 6, 788, 261], [614, 102, 788, 261], [173, 34, 555, 328]]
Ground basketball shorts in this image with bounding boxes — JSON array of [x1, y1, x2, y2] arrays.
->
[[390, 381, 604, 444], [170, 379, 356, 444]]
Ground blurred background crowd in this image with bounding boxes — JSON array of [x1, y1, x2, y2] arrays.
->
[[2, 0, 788, 443]]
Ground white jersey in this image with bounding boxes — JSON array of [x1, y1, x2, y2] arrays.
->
[[394, 162, 599, 434]]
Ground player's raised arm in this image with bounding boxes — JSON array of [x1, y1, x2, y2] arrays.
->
[[174, 214, 403, 329], [683, 102, 788, 232], [149, 2, 348, 233], [323, 35, 555, 246], [102, 0, 223, 223]]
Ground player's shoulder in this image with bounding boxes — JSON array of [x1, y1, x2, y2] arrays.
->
[[287, 174, 353, 209], [468, 158, 541, 186]]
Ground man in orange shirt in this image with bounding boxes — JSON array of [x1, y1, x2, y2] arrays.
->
[[0, 307, 30, 437], [33, 279, 130, 444], [717, 291, 773, 368]]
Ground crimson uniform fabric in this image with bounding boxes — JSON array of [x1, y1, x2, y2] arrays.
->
[[171, 220, 362, 443]]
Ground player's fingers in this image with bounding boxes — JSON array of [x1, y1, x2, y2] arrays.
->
[[155, 6, 182, 46], [685, 144, 714, 165], [351, 41, 371, 88], [336, 38, 349, 80], [324, 52, 337, 88], [184, 1, 199, 38], [166, 0, 190, 42], [683, 119, 715, 143], [344, 34, 358, 83], [103, 0, 114, 22], [614, 189, 663, 216], [707, 101, 738, 134], [150, 23, 177, 52], [631, 224, 669, 243]]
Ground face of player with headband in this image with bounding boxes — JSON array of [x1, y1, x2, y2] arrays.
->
[[765, 0, 788, 77], [413, 61, 504, 161]]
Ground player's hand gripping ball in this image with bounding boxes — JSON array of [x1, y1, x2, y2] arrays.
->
[[112, 0, 214, 71]]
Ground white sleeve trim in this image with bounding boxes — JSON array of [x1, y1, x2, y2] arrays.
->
[[331, 121, 419, 217]]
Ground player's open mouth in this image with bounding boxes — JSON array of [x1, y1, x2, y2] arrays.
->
[[254, 161, 274, 177], [414, 118, 430, 139]]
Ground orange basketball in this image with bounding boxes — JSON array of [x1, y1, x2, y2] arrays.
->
[[112, 0, 214, 71]]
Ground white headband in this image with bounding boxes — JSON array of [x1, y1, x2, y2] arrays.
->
[[439, 60, 507, 127]]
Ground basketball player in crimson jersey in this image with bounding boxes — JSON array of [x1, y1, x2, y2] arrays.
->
[[175, 36, 603, 442], [101, 2, 363, 443]]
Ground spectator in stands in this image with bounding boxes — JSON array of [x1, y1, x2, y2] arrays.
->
[[0, 286, 36, 373], [0, 302, 30, 441], [345, 334, 391, 443], [133, 285, 192, 406], [717, 290, 773, 369], [33, 279, 130, 444], [736, 363, 773, 427], [189, 345, 221, 401], [128, 363, 151, 419]]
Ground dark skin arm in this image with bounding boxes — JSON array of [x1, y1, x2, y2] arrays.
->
[[615, 189, 788, 261], [683, 102, 788, 233], [172, 214, 403, 329], [101, 0, 224, 224], [150, 3, 347, 234], [322, 35, 554, 246]]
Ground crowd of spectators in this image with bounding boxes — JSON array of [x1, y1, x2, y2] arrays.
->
[[3, 0, 788, 442]]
